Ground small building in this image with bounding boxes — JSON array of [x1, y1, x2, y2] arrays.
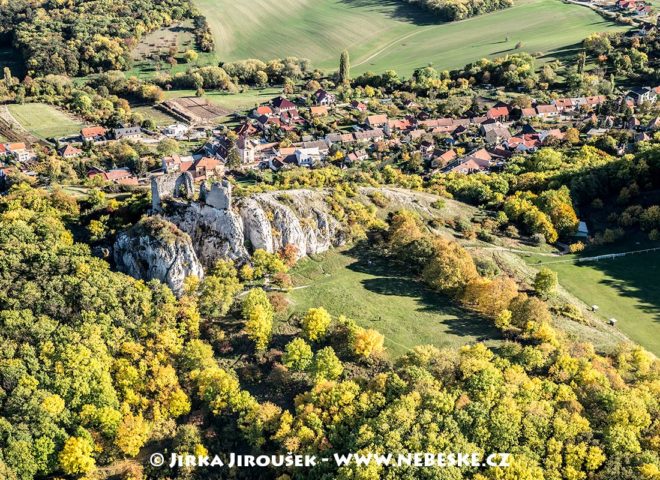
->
[[295, 147, 320, 167], [625, 87, 657, 105], [314, 89, 336, 106], [58, 144, 83, 159], [365, 114, 388, 128], [351, 100, 367, 113], [163, 124, 189, 138], [4, 143, 30, 162], [576, 221, 589, 238], [81, 126, 107, 143], [113, 124, 142, 140]]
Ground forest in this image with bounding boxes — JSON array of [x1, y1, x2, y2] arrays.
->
[[0, 0, 195, 77], [404, 0, 514, 21]]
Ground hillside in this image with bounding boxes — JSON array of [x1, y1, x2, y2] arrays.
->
[[196, 0, 628, 75]]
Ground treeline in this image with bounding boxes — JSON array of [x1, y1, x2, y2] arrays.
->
[[193, 15, 215, 53], [405, 0, 513, 21], [151, 57, 312, 92], [0, 0, 195, 77]]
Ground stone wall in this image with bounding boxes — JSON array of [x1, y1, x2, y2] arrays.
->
[[205, 179, 232, 210], [151, 172, 194, 211]]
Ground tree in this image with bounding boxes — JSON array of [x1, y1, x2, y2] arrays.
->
[[509, 294, 552, 330], [302, 307, 332, 341], [422, 237, 478, 295], [533, 268, 558, 298], [183, 50, 199, 63], [282, 338, 313, 371], [312, 347, 343, 381], [115, 413, 150, 456], [460, 276, 518, 318], [242, 288, 274, 351], [198, 261, 242, 318], [157, 138, 179, 157], [58, 437, 95, 475], [339, 50, 350, 84], [351, 328, 385, 359]]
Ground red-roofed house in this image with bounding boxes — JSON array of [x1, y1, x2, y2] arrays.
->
[[486, 105, 510, 121], [58, 144, 83, 159], [366, 114, 388, 128], [431, 149, 457, 169], [81, 126, 107, 143], [351, 100, 367, 112], [310, 106, 329, 117], [535, 105, 559, 118], [88, 167, 138, 185], [272, 97, 297, 114], [553, 98, 575, 112], [5, 143, 30, 162], [253, 105, 273, 117]]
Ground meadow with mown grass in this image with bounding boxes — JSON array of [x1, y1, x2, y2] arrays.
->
[[194, 0, 628, 75]]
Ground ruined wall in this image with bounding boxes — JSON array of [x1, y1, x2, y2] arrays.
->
[[205, 179, 232, 210], [151, 172, 194, 211]]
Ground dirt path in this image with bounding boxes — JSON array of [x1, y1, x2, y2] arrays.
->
[[353, 27, 434, 68]]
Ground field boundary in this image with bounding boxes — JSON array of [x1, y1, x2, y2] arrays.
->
[[536, 247, 660, 265]]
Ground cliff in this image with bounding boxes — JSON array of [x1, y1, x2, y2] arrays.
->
[[114, 185, 452, 291], [165, 189, 346, 267], [114, 216, 204, 295]]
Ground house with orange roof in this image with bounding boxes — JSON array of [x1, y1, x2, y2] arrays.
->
[[5, 143, 31, 162], [81, 126, 107, 143], [58, 144, 83, 159]]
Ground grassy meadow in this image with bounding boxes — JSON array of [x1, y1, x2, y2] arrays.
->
[[7, 103, 83, 140], [287, 245, 502, 358], [194, 0, 628, 75], [523, 242, 660, 356], [162, 87, 283, 114]]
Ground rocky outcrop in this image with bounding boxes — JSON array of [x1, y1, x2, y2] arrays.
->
[[114, 217, 204, 295], [164, 189, 345, 268], [166, 202, 249, 266], [117, 185, 448, 281]]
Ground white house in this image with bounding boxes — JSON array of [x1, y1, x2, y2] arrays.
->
[[295, 147, 320, 167], [163, 124, 189, 138]]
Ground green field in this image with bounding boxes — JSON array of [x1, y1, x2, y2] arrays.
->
[[131, 105, 179, 126], [288, 245, 502, 358], [194, 0, 628, 75], [163, 87, 282, 114], [7, 103, 83, 139], [524, 246, 660, 355]]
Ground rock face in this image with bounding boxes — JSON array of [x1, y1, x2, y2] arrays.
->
[[162, 187, 346, 268], [114, 217, 204, 295], [114, 184, 450, 293]]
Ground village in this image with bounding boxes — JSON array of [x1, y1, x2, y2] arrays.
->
[[1, 84, 659, 189]]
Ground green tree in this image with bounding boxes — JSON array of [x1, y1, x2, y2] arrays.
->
[[312, 347, 343, 381], [533, 267, 558, 298], [242, 288, 274, 351], [58, 436, 96, 475], [282, 338, 313, 371], [302, 307, 332, 341], [339, 50, 350, 84]]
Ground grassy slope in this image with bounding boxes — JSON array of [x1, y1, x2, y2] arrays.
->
[[524, 246, 660, 356], [7, 103, 83, 139], [288, 245, 503, 359], [195, 0, 628, 75]]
